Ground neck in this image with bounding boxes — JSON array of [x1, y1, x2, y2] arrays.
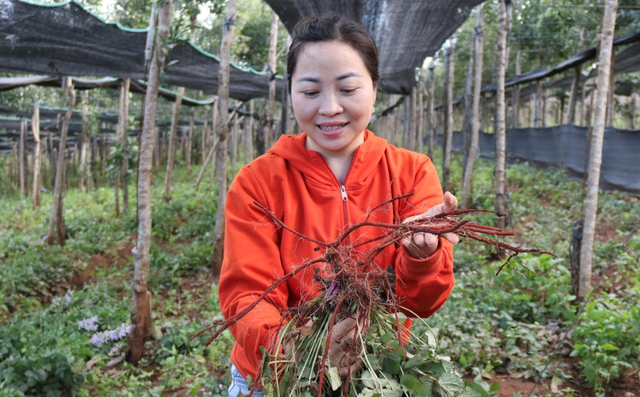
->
[[305, 133, 364, 184]]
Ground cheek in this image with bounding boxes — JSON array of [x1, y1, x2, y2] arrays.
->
[[292, 97, 315, 122]]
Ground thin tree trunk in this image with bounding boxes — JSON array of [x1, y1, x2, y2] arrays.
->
[[211, 103, 219, 179], [202, 106, 209, 165], [11, 142, 17, 188], [120, 78, 131, 213], [418, 74, 425, 154], [513, 51, 521, 128], [442, 43, 454, 192], [245, 100, 255, 163], [79, 92, 89, 192], [265, 10, 279, 150], [153, 127, 160, 169], [32, 101, 42, 209], [578, 0, 618, 301], [195, 103, 244, 190], [606, 47, 616, 127], [462, 25, 475, 172], [535, 80, 543, 127], [194, 137, 219, 191], [229, 110, 238, 173], [567, 65, 581, 124], [164, 86, 185, 199], [427, 64, 435, 159], [19, 117, 26, 197], [127, 0, 172, 365], [212, 0, 237, 276], [47, 78, 75, 246], [494, 0, 511, 229], [187, 107, 195, 175], [461, 4, 484, 209], [410, 86, 418, 152]]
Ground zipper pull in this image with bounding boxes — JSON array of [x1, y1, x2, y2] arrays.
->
[[340, 185, 348, 202]]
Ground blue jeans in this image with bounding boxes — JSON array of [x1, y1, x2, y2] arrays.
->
[[228, 365, 263, 397]]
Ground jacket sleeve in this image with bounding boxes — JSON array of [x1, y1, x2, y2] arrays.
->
[[392, 155, 455, 318], [218, 166, 288, 373]]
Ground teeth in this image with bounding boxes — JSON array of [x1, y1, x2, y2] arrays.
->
[[318, 124, 347, 131]]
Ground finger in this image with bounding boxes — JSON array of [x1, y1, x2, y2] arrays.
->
[[443, 191, 459, 213], [443, 232, 460, 245], [413, 232, 426, 247], [424, 233, 438, 248]]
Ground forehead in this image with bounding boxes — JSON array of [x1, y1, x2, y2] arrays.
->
[[293, 41, 371, 80]]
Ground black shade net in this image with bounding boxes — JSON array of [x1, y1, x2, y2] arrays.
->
[[0, 0, 286, 101], [264, 0, 486, 94], [437, 125, 640, 195]]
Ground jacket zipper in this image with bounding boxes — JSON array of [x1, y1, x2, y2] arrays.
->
[[321, 148, 359, 245]]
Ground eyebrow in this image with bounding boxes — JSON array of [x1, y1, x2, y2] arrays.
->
[[296, 72, 363, 83]]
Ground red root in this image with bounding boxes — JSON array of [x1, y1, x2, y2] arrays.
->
[[193, 194, 554, 395]]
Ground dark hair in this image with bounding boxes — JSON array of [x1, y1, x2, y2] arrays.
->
[[286, 13, 379, 93]]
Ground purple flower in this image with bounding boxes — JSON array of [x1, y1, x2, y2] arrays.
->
[[91, 323, 132, 347], [78, 315, 99, 332]]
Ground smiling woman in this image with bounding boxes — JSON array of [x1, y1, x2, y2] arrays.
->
[[218, 12, 458, 397]]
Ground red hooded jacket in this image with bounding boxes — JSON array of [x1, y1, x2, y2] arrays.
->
[[218, 130, 454, 380]]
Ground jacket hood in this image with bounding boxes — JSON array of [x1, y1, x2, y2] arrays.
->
[[268, 130, 388, 188]]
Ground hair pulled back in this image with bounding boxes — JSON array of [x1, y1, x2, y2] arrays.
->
[[286, 13, 379, 93]]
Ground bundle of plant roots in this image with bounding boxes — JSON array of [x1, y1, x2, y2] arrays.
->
[[193, 195, 553, 397]]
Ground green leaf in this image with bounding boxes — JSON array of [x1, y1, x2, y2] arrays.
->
[[489, 381, 501, 393], [600, 343, 619, 351], [381, 351, 402, 375], [436, 373, 465, 395], [463, 381, 488, 397], [419, 362, 445, 375], [400, 374, 431, 396], [364, 354, 381, 371], [590, 311, 606, 321], [403, 355, 426, 370]]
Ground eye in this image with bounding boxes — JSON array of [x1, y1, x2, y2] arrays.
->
[[341, 88, 357, 95], [303, 91, 319, 97]]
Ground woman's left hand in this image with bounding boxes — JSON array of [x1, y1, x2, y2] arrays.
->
[[401, 191, 460, 259]]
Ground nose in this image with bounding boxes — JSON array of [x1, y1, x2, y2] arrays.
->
[[318, 92, 344, 116]]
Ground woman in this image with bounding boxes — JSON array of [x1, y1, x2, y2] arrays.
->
[[219, 13, 458, 397]]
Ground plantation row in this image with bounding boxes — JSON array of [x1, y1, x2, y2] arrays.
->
[[0, 151, 639, 396]]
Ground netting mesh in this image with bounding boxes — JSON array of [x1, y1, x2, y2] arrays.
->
[[0, 0, 285, 101], [246, 0, 486, 94]]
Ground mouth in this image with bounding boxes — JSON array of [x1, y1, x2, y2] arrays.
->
[[317, 122, 349, 132]]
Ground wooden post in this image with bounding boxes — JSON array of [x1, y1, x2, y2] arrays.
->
[[212, 0, 237, 276], [606, 47, 617, 127], [202, 106, 209, 165], [513, 51, 521, 128], [229, 108, 238, 173], [163, 86, 185, 199], [19, 117, 26, 197], [211, 100, 219, 178], [418, 73, 425, 154], [462, 22, 475, 171], [186, 107, 195, 175], [442, 43, 454, 192], [127, 0, 172, 365], [47, 78, 75, 246], [461, 4, 484, 209], [245, 100, 255, 163], [578, 0, 618, 301], [79, 92, 89, 192], [32, 101, 42, 209], [120, 79, 131, 212], [494, 0, 511, 229], [427, 63, 435, 159], [567, 66, 582, 124], [265, 10, 279, 149]]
